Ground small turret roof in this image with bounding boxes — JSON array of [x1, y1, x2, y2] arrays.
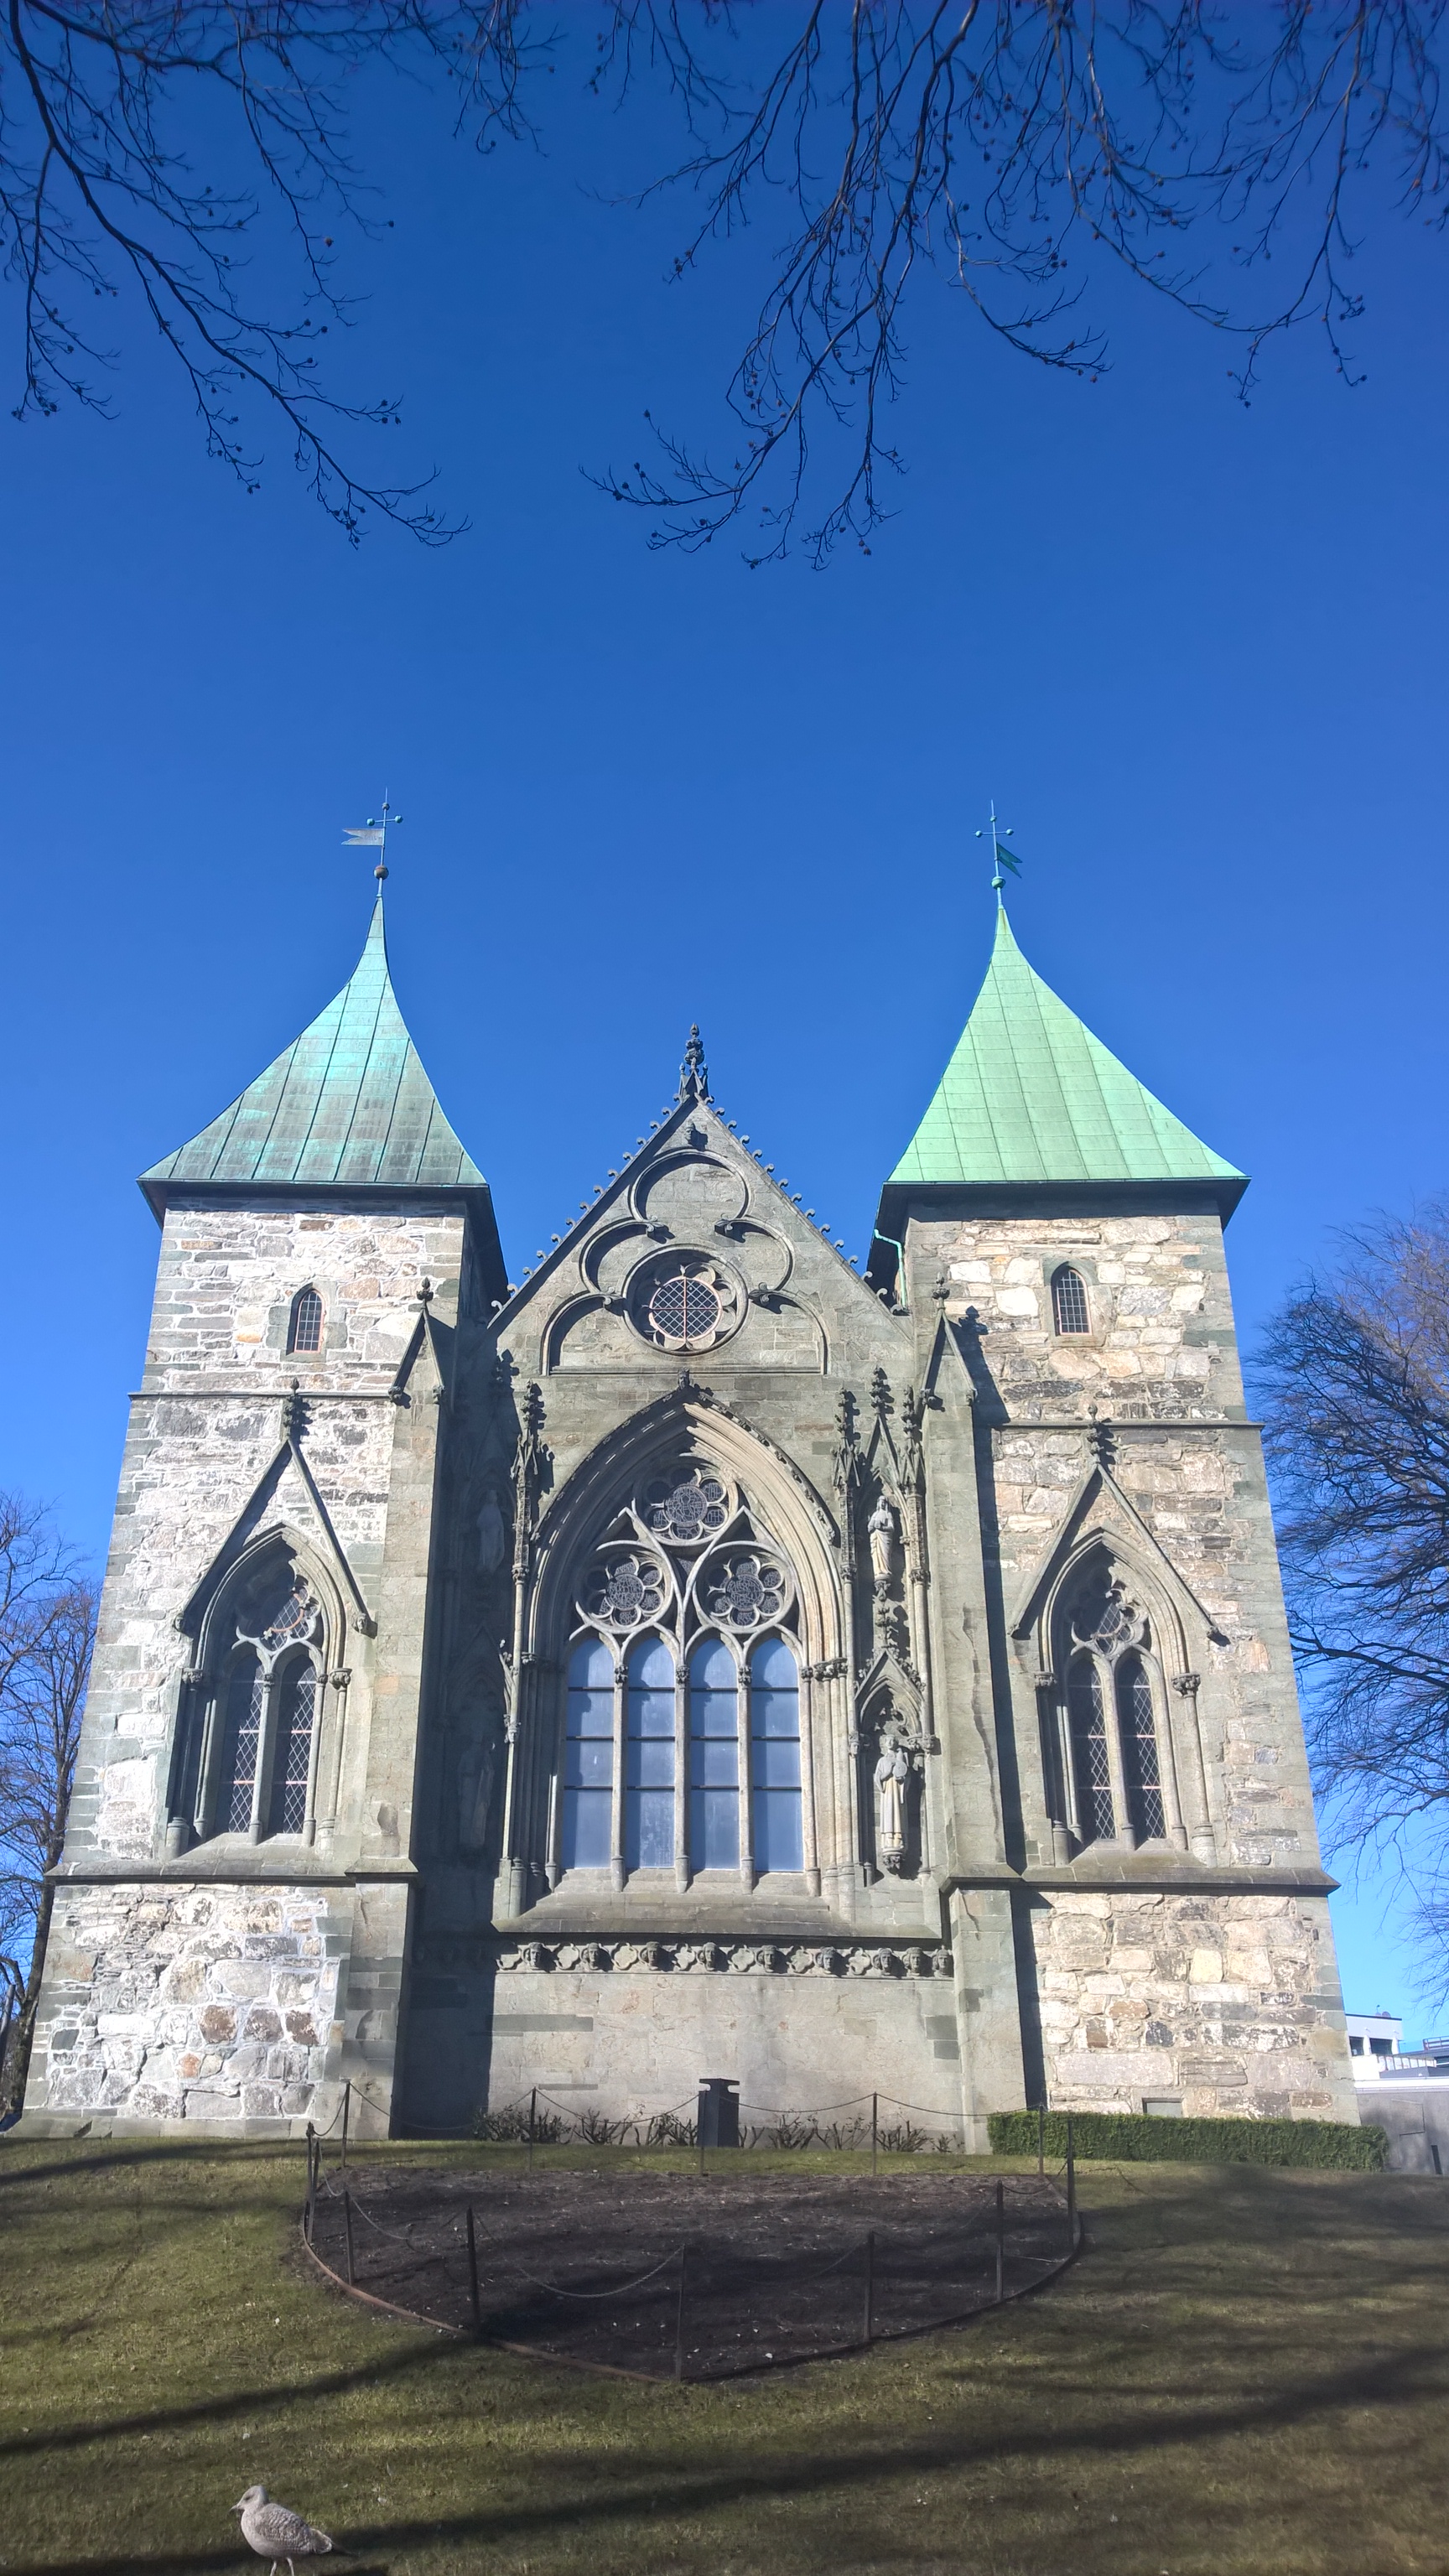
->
[[141, 897, 484, 1204], [887, 906, 1244, 1202]]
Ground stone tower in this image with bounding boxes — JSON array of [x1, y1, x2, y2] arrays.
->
[[23, 891, 1358, 2141]]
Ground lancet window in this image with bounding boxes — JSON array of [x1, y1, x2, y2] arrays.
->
[[169, 1545, 330, 1850], [556, 1463, 804, 1890], [288, 1285, 324, 1354], [1057, 1561, 1173, 1851], [1051, 1265, 1090, 1335]]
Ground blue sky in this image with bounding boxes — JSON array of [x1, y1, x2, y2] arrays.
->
[[3, 40, 1446, 2031]]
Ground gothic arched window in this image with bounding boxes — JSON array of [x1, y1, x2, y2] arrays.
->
[[688, 1637, 740, 1869], [169, 1548, 330, 1852], [551, 1459, 807, 1890], [1054, 1561, 1178, 1852], [288, 1286, 324, 1355], [1052, 1266, 1090, 1336], [562, 1638, 613, 1869]]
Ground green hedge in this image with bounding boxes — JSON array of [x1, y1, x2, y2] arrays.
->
[[988, 2109, 1387, 2171]]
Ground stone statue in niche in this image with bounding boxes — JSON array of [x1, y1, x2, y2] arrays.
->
[[868, 1495, 896, 1595], [874, 1737, 910, 1872], [476, 1488, 507, 1577]]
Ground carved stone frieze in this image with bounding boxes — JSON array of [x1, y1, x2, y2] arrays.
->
[[485, 1937, 947, 1978]]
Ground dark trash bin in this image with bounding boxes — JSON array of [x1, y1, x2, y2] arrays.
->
[[698, 2077, 740, 2148]]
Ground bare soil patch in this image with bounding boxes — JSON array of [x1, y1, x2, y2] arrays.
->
[[307, 2161, 1072, 2378]]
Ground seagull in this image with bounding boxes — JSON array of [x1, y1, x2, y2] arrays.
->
[[231, 2485, 334, 2576]]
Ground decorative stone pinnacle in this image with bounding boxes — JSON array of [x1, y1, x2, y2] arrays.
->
[[678, 1024, 709, 1102]]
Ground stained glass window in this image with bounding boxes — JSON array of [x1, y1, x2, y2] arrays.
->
[[1118, 1654, 1166, 1841], [749, 1636, 802, 1872], [1067, 1654, 1115, 1844], [688, 1638, 739, 1870], [562, 1637, 614, 1868]]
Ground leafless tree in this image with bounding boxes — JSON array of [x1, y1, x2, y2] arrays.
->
[[1259, 1209, 1449, 1996], [3, 6, 1446, 554], [0, 1495, 96, 2117]]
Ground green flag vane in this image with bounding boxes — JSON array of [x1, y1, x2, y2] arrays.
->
[[974, 800, 1021, 896], [343, 792, 403, 882]]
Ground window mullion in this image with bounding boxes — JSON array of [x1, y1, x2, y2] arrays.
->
[[610, 1654, 626, 1893], [673, 1642, 689, 1892], [738, 1654, 756, 1893], [250, 1668, 278, 1845]]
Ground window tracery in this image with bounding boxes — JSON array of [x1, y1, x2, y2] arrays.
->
[[556, 1456, 803, 1888], [627, 1252, 742, 1354]]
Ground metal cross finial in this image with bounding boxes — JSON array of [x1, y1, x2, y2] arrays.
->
[[343, 792, 405, 882], [974, 799, 1021, 900]]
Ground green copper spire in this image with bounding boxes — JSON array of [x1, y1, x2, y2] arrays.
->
[[142, 896, 485, 1204], [888, 906, 1244, 1204]]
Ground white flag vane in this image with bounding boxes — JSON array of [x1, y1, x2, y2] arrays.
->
[[344, 792, 403, 882]]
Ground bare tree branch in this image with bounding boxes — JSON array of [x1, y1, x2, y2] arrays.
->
[[0, 1493, 95, 2116], [1257, 1207, 1449, 2002]]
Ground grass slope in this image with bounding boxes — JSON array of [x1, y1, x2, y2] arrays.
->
[[2, 2137, 1446, 2576]]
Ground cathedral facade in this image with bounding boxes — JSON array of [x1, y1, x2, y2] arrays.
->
[[23, 895, 1359, 2142]]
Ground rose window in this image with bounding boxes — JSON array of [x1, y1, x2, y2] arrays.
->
[[649, 1271, 720, 1343], [628, 1250, 741, 1353], [579, 1551, 667, 1631], [704, 1551, 787, 1631], [641, 1472, 730, 1546]]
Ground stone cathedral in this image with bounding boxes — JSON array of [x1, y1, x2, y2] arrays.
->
[[24, 891, 1359, 2142]]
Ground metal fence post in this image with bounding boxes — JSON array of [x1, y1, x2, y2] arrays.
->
[[340, 2080, 350, 2173], [342, 2187, 356, 2287], [466, 2205, 481, 2332], [528, 2086, 537, 2174], [673, 2244, 689, 2381], [995, 2178, 1005, 2303], [863, 2231, 875, 2346], [304, 2123, 316, 2241], [1066, 2114, 1076, 2251], [1037, 2101, 1046, 2179], [871, 2093, 879, 2178]]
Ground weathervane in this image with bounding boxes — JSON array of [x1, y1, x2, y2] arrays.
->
[[343, 793, 403, 882], [974, 800, 1021, 897]]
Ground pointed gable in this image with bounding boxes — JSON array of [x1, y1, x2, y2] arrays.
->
[[141, 898, 485, 1208], [888, 907, 1244, 1209]]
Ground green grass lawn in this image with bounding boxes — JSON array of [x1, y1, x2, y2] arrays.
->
[[3, 2134, 1447, 2576]]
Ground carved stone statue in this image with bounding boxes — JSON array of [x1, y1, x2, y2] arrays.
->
[[875, 1738, 909, 1872], [458, 1726, 501, 1854], [868, 1495, 896, 1594], [476, 1488, 507, 1577]]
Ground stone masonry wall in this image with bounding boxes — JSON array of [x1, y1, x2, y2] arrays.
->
[[1031, 1890, 1353, 2120], [29, 1883, 351, 2133]]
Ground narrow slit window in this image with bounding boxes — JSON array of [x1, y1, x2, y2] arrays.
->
[[217, 1652, 263, 1834], [1118, 1654, 1166, 1841], [288, 1286, 324, 1355], [688, 1638, 739, 1870], [267, 1659, 316, 1836], [561, 1639, 614, 1869], [749, 1636, 802, 1872], [1052, 1266, 1090, 1336], [1067, 1654, 1114, 1844], [625, 1637, 676, 1869]]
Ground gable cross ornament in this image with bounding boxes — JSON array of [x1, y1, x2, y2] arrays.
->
[[344, 793, 403, 881]]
